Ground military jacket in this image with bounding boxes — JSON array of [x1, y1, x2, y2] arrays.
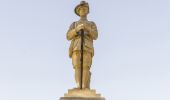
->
[[67, 20, 98, 58]]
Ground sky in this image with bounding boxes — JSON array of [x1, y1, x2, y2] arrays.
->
[[0, 0, 170, 100]]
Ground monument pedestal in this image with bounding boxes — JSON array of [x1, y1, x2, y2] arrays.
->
[[59, 89, 105, 100], [60, 97, 105, 100]]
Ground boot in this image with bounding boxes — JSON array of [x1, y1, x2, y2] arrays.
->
[[87, 71, 91, 88], [75, 68, 81, 89], [82, 68, 90, 89]]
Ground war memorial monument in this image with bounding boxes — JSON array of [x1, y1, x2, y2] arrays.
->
[[59, 1, 106, 100]]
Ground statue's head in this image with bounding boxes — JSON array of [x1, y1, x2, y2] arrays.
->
[[74, 1, 89, 17]]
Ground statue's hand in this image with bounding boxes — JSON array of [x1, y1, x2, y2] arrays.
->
[[75, 24, 84, 33]]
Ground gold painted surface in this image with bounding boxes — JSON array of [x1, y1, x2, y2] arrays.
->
[[62, 1, 105, 99], [64, 89, 101, 97], [66, 1, 98, 89]]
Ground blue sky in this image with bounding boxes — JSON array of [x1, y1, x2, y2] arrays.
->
[[0, 0, 170, 100]]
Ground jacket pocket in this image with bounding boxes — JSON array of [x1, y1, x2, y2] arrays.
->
[[84, 39, 93, 48]]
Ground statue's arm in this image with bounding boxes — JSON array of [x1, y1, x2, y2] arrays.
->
[[66, 22, 78, 40], [88, 22, 98, 40]]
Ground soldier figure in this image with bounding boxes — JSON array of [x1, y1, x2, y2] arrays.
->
[[67, 1, 98, 89]]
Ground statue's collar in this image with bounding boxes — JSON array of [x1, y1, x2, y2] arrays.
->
[[79, 17, 88, 21]]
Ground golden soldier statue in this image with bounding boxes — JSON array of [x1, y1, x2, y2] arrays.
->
[[67, 1, 98, 89]]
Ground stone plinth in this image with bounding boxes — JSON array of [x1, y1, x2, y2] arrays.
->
[[59, 89, 105, 100], [60, 97, 105, 100]]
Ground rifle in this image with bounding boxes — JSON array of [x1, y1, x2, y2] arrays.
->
[[80, 29, 84, 89]]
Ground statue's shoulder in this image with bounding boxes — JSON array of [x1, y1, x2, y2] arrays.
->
[[88, 21, 96, 25], [70, 21, 76, 25], [89, 20, 95, 23], [71, 20, 79, 26], [69, 21, 77, 28]]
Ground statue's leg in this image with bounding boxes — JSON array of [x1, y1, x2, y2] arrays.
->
[[75, 67, 81, 89], [82, 51, 92, 89], [72, 51, 81, 89], [87, 71, 91, 88], [82, 67, 90, 89]]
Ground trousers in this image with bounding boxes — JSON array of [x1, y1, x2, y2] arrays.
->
[[72, 50, 92, 89]]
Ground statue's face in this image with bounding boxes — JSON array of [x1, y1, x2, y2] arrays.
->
[[78, 6, 89, 17]]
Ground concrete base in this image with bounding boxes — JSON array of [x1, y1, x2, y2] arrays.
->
[[59, 89, 105, 100], [59, 97, 105, 100]]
